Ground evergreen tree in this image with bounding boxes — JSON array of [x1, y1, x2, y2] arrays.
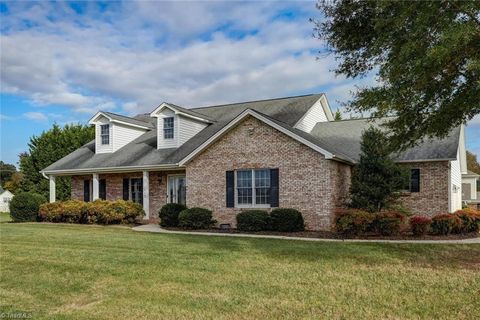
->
[[334, 109, 342, 121], [349, 126, 408, 212], [19, 123, 94, 200]]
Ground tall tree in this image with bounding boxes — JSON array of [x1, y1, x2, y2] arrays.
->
[[467, 150, 480, 174], [349, 127, 408, 212], [19, 123, 94, 200], [334, 109, 342, 121], [314, 1, 480, 150], [0, 161, 17, 187]]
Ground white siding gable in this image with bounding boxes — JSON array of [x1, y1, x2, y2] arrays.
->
[[294, 95, 333, 133], [449, 148, 462, 212], [94, 115, 148, 154], [155, 107, 208, 149], [95, 116, 113, 154], [112, 123, 146, 152]]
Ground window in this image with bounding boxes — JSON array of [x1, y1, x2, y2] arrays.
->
[[100, 124, 110, 145], [236, 169, 271, 207], [123, 178, 143, 205], [409, 169, 420, 192], [163, 117, 174, 139]]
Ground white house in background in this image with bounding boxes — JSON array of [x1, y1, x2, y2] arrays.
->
[[0, 187, 14, 213], [462, 170, 480, 210]]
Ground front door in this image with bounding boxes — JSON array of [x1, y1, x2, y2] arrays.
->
[[168, 175, 186, 205]]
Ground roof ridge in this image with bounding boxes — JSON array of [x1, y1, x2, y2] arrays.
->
[[190, 93, 323, 110]]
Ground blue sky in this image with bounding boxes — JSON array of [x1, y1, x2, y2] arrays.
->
[[1, 1, 479, 167]]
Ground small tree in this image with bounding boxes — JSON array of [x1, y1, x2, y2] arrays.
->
[[334, 109, 342, 121], [349, 126, 408, 212]]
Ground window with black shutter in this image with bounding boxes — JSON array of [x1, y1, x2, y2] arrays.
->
[[83, 180, 91, 202], [99, 179, 106, 200], [410, 169, 420, 192], [226, 171, 234, 207], [229, 168, 279, 208]]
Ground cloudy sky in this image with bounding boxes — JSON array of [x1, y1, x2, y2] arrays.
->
[[0, 1, 479, 166]]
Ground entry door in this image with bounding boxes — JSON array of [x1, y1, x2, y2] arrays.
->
[[168, 175, 186, 205]]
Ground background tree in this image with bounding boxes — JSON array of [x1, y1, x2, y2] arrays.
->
[[334, 109, 342, 121], [314, 1, 480, 150], [349, 126, 409, 212], [19, 123, 94, 200], [0, 161, 17, 187], [3, 172, 23, 193], [466, 150, 480, 174]]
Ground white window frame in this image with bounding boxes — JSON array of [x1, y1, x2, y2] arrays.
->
[[163, 117, 174, 139], [234, 169, 271, 209], [100, 124, 110, 145]]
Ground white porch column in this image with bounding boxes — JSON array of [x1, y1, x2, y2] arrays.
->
[[49, 175, 56, 203], [92, 173, 99, 200], [143, 171, 150, 220]]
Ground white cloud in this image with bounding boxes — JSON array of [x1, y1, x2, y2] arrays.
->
[[0, 114, 14, 120], [23, 111, 48, 122], [0, 1, 350, 115]]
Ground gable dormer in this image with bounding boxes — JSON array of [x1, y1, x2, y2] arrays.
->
[[293, 94, 334, 133], [89, 111, 152, 154], [150, 103, 213, 149]]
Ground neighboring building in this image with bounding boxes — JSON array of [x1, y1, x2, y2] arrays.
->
[[462, 170, 480, 210], [0, 187, 14, 213], [41, 94, 467, 230]]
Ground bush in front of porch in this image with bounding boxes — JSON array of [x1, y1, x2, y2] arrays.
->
[[158, 203, 187, 227]]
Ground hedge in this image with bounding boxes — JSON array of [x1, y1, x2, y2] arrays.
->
[[334, 208, 375, 236], [159, 203, 187, 227], [10, 192, 47, 222], [236, 210, 270, 231], [269, 208, 305, 232], [431, 214, 463, 235], [409, 215, 432, 236], [371, 211, 405, 236], [178, 207, 216, 229], [38, 199, 144, 224]]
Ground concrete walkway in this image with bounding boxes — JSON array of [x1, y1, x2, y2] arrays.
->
[[132, 224, 480, 244]]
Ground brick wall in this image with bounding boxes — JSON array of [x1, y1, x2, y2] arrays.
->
[[185, 115, 348, 230], [398, 161, 450, 215], [71, 170, 185, 222]]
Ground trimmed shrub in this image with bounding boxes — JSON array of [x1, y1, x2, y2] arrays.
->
[[178, 207, 215, 229], [159, 203, 187, 227], [38, 199, 144, 224], [409, 215, 432, 236], [454, 209, 480, 233], [39, 200, 87, 223], [10, 192, 47, 222], [269, 208, 305, 232], [107, 200, 144, 224], [334, 208, 375, 236], [372, 211, 405, 236], [431, 214, 462, 235], [236, 210, 270, 231]]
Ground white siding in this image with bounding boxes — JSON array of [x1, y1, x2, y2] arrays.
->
[[449, 148, 462, 212], [178, 115, 208, 146], [157, 108, 178, 149], [112, 123, 146, 152], [95, 116, 113, 154], [0, 190, 14, 212], [294, 97, 330, 133]]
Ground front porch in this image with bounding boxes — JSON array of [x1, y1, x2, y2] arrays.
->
[[48, 170, 186, 222]]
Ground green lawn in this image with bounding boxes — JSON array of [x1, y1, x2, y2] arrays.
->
[[0, 223, 479, 319], [0, 212, 11, 223]]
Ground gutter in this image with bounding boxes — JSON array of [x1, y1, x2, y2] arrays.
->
[[42, 163, 183, 176]]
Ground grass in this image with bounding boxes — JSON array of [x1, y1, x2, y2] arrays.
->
[[0, 223, 479, 320], [0, 212, 11, 223]]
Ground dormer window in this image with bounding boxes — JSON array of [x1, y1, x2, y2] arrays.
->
[[100, 124, 110, 145], [164, 117, 174, 139]]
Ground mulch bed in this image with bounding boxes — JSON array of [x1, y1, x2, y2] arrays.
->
[[162, 227, 479, 241]]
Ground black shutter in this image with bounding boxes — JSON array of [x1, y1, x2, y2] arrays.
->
[[123, 178, 129, 200], [83, 180, 90, 202], [99, 179, 106, 200], [226, 171, 234, 208], [410, 169, 420, 192], [270, 168, 279, 207]]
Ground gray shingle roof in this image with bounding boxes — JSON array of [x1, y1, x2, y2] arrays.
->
[[101, 111, 155, 129], [163, 103, 216, 122], [42, 94, 461, 173], [310, 118, 460, 162]]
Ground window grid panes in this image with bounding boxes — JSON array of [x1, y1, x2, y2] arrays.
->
[[100, 124, 110, 145], [164, 117, 174, 139], [255, 169, 271, 205], [236, 169, 271, 206]]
